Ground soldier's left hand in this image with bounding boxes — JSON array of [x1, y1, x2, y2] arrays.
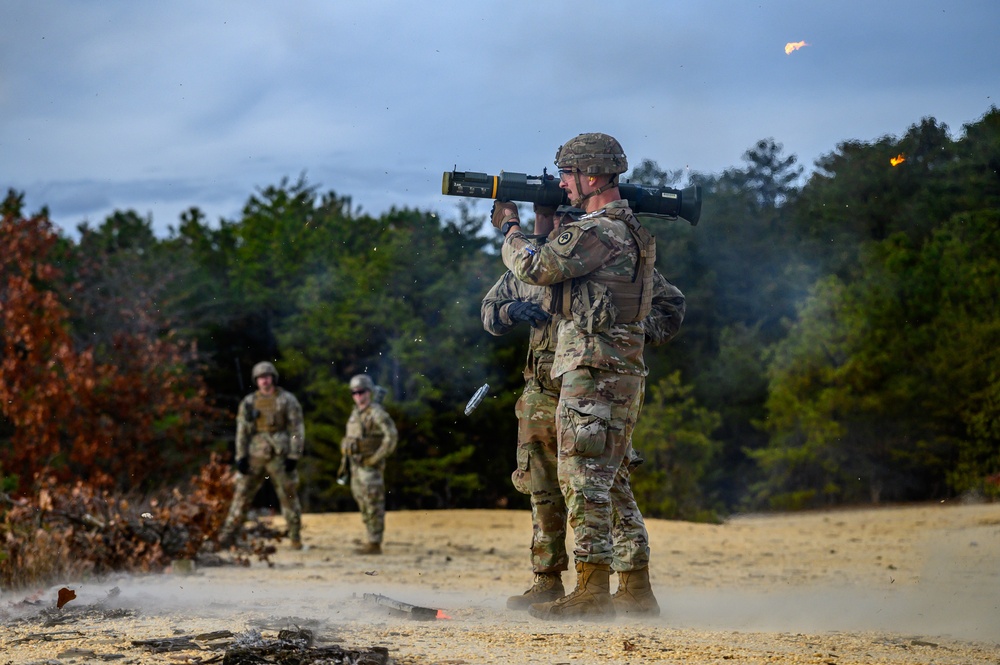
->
[[533, 204, 558, 236], [508, 301, 551, 328], [490, 200, 520, 233], [284, 458, 298, 473]]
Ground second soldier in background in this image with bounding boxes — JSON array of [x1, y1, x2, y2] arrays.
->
[[341, 374, 398, 555]]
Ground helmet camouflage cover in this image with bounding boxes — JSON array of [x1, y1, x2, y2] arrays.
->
[[252, 361, 278, 381], [555, 132, 628, 176], [349, 374, 375, 392]]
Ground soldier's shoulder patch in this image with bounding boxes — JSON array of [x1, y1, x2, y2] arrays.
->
[[550, 220, 597, 257]]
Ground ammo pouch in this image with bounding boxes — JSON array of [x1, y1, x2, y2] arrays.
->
[[356, 435, 382, 457], [566, 279, 618, 335], [560, 398, 611, 458], [534, 356, 560, 396]]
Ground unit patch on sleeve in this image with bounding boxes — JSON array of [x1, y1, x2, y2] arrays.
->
[[549, 220, 597, 257]]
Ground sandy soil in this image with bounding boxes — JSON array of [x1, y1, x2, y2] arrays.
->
[[2, 501, 999, 664]]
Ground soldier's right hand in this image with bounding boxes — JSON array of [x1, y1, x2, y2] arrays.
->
[[507, 301, 551, 328], [490, 200, 520, 233], [236, 457, 250, 475]]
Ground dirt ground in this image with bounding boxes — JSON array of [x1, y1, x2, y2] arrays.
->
[[2, 501, 999, 664]]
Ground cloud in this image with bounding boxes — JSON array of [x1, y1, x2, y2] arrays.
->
[[2, 1, 998, 235]]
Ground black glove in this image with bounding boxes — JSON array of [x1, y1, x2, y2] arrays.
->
[[236, 457, 250, 475], [284, 458, 298, 474], [507, 301, 551, 328]]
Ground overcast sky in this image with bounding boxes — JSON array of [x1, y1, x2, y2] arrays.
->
[[2, 1, 997, 236]]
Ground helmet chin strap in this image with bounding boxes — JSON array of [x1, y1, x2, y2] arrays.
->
[[570, 173, 617, 209]]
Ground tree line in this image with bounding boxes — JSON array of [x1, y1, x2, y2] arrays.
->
[[2, 107, 998, 521]]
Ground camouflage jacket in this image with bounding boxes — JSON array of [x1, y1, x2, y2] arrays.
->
[[501, 200, 655, 377], [341, 403, 398, 467], [482, 262, 686, 384], [644, 270, 687, 347], [235, 387, 305, 460], [481, 269, 556, 388], [481, 258, 556, 352]]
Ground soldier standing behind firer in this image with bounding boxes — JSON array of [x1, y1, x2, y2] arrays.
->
[[341, 374, 398, 555], [216, 361, 305, 550]]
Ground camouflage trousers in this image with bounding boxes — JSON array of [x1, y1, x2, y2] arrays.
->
[[349, 462, 386, 544], [219, 446, 302, 543], [514, 377, 568, 574], [513, 371, 650, 572], [556, 367, 645, 567]]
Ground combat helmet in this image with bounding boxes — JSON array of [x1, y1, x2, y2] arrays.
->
[[554, 132, 628, 176], [349, 374, 375, 393], [252, 361, 279, 381]]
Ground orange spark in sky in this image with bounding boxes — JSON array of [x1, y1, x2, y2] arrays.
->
[[785, 41, 809, 55], [890, 154, 906, 167]]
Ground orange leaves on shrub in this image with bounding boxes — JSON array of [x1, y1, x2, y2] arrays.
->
[[0, 453, 238, 590], [0, 211, 87, 484], [1, 202, 219, 493]]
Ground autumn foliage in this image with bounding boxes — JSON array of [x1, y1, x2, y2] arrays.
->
[[0, 196, 218, 494], [0, 193, 250, 590], [0, 453, 238, 590]]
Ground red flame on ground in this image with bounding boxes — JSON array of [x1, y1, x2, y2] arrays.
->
[[785, 41, 808, 55], [890, 154, 906, 167], [436, 609, 452, 620]]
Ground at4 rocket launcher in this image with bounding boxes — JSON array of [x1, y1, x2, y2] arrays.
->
[[442, 169, 701, 225]]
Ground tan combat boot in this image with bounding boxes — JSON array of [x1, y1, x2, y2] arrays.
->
[[506, 572, 564, 610], [527, 561, 615, 620], [355, 542, 382, 555], [289, 539, 303, 551], [612, 567, 660, 617]]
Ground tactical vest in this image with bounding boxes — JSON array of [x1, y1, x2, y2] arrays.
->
[[345, 409, 385, 456], [244, 391, 287, 434], [556, 207, 655, 325]]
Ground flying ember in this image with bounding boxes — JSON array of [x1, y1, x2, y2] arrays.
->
[[890, 154, 906, 166], [784, 41, 809, 55]]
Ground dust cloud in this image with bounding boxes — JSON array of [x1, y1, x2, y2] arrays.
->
[[3, 505, 998, 664], [28, 561, 999, 643]]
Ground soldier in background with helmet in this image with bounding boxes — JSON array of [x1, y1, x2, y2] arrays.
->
[[491, 132, 658, 620], [341, 374, 398, 555], [483, 204, 685, 617], [216, 361, 306, 550]]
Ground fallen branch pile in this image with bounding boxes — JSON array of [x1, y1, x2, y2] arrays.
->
[[0, 453, 278, 591]]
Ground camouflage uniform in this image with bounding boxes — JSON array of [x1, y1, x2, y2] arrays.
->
[[501, 198, 655, 568], [218, 367, 306, 546], [482, 269, 565, 573], [342, 385, 398, 546], [483, 264, 684, 575]]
